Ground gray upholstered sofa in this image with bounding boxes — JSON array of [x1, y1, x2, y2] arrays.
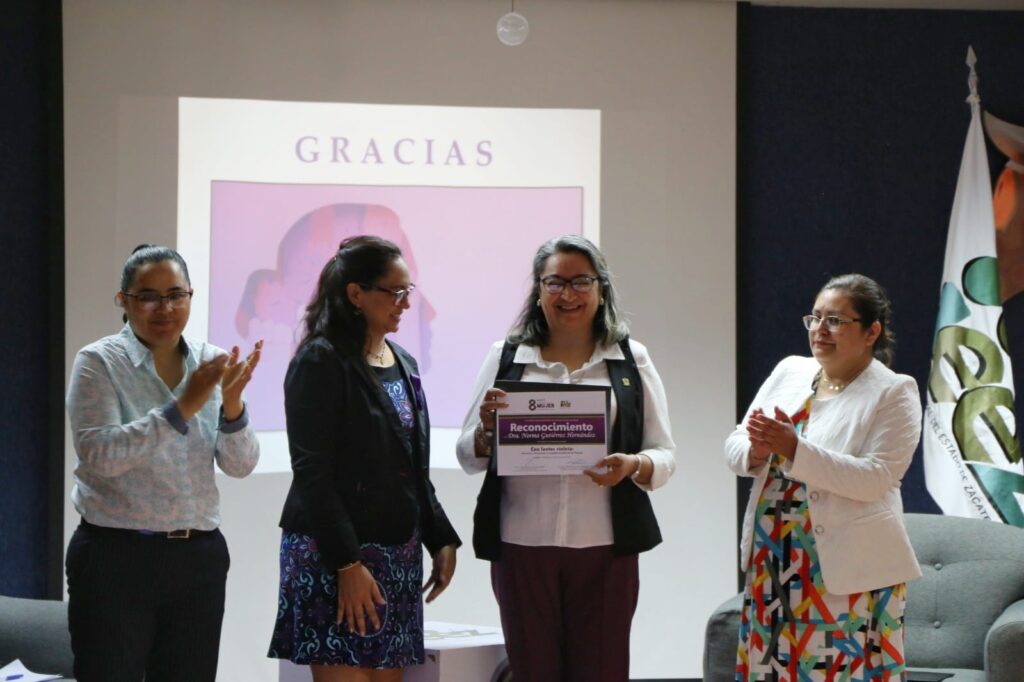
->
[[703, 513, 1024, 682], [0, 595, 75, 681]]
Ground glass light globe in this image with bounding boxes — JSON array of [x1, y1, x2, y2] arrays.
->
[[497, 12, 529, 46]]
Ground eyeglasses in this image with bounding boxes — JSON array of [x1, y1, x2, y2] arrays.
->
[[802, 314, 861, 331], [359, 282, 416, 304], [540, 275, 600, 294], [122, 290, 193, 310]]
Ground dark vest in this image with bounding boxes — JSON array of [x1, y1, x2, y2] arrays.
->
[[471, 337, 663, 560]]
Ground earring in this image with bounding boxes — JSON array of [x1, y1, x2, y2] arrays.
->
[[536, 299, 541, 307], [600, 297, 605, 305], [354, 307, 363, 316]]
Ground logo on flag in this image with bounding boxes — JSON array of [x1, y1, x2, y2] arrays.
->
[[924, 48, 1024, 527]]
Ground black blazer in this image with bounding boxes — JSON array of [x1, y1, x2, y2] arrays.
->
[[278, 336, 461, 571]]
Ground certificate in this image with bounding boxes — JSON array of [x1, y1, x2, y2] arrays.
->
[[494, 381, 610, 476]]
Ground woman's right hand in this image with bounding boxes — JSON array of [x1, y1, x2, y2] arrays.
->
[[478, 387, 510, 430], [475, 387, 510, 456], [746, 408, 773, 470], [336, 563, 386, 636], [177, 354, 230, 420]]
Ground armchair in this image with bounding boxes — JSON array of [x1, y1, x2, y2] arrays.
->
[[0, 594, 75, 681], [703, 513, 1024, 682]]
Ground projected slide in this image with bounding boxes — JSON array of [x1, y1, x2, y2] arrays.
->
[[179, 99, 600, 472]]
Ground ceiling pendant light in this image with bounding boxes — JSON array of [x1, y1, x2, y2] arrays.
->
[[497, 0, 529, 47]]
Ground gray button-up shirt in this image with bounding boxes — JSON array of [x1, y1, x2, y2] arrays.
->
[[67, 324, 260, 531]]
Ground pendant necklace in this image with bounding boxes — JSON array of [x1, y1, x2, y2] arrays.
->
[[368, 343, 386, 365], [820, 370, 848, 392], [817, 364, 866, 394]]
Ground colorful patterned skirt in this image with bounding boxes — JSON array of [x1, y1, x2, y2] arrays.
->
[[268, 531, 424, 669], [736, 410, 907, 681]]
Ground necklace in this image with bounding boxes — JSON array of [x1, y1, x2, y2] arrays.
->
[[817, 365, 866, 393], [367, 342, 386, 365], [820, 370, 848, 392]]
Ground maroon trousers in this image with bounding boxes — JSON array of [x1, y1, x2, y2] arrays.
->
[[491, 542, 640, 682]]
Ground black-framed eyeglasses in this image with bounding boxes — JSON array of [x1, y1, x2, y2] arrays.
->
[[540, 275, 601, 294], [121, 290, 194, 310], [359, 282, 416, 304], [802, 314, 861, 331]]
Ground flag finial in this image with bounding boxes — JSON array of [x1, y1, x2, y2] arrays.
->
[[967, 45, 980, 106]]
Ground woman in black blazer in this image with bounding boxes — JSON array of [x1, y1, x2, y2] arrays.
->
[[268, 236, 460, 682]]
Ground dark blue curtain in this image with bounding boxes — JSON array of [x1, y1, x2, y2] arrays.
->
[[736, 4, 1024, 570], [0, 0, 64, 598]]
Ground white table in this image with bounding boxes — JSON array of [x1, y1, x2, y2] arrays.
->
[[279, 621, 507, 682]]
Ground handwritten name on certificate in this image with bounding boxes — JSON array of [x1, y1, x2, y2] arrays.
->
[[496, 387, 609, 476]]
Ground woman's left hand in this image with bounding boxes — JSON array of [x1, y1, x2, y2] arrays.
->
[[423, 544, 457, 604], [584, 453, 640, 487], [746, 406, 798, 460], [221, 340, 263, 421]]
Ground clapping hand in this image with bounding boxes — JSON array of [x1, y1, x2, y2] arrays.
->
[[177, 354, 229, 421], [746, 406, 798, 468], [222, 340, 263, 421], [175, 340, 262, 422]]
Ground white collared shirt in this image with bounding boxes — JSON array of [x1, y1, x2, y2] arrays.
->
[[457, 339, 676, 548]]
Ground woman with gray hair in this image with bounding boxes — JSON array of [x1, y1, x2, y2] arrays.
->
[[456, 235, 676, 681]]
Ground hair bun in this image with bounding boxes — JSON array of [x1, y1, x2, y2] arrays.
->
[[821, 272, 896, 367]]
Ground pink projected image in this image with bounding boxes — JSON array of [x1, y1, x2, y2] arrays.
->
[[208, 182, 583, 429]]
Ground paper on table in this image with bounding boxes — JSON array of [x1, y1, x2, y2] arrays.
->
[[423, 621, 504, 650], [0, 659, 63, 682]]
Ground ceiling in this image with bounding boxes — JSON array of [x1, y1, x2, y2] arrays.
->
[[725, 0, 1023, 9]]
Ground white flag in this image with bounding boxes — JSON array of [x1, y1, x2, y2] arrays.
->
[[923, 47, 1024, 526]]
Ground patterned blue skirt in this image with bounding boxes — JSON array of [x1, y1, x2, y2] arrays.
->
[[267, 531, 424, 669]]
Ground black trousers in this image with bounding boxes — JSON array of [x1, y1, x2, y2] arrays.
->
[[65, 521, 231, 682]]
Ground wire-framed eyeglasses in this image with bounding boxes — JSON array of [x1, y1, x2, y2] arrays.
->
[[359, 282, 416, 304], [121, 290, 194, 311], [802, 314, 861, 331], [540, 275, 600, 294]]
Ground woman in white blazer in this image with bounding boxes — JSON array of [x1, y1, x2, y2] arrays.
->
[[726, 273, 922, 682]]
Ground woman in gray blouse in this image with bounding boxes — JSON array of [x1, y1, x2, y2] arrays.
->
[[65, 244, 262, 682]]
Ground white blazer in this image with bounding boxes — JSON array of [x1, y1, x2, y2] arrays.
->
[[725, 355, 923, 595]]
